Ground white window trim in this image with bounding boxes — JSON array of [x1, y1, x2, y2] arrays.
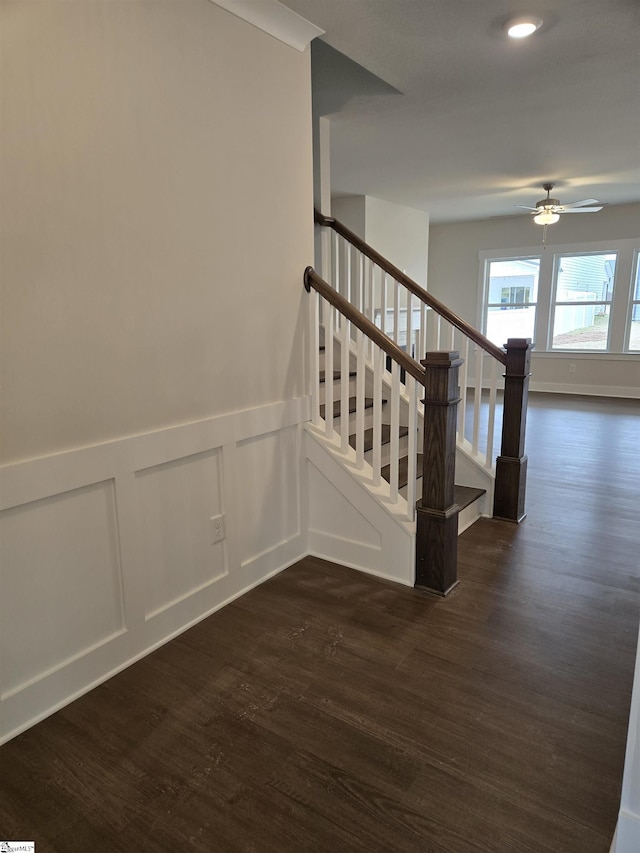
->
[[626, 249, 640, 352], [479, 238, 640, 354]]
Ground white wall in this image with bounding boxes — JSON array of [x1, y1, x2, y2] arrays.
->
[[331, 195, 367, 242], [428, 204, 640, 397], [0, 0, 315, 742], [1, 0, 313, 463], [332, 195, 430, 288]]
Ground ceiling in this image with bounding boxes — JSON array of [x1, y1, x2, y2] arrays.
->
[[280, 0, 640, 223]]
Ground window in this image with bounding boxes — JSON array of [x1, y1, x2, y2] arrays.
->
[[551, 253, 616, 350], [628, 255, 640, 352], [480, 239, 639, 354], [484, 257, 540, 347]]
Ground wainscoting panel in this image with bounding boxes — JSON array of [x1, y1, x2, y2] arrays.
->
[[0, 479, 125, 698], [0, 398, 309, 744], [135, 448, 226, 619], [236, 425, 301, 568]]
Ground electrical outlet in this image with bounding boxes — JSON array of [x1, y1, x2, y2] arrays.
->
[[569, 363, 576, 374], [210, 514, 225, 544]]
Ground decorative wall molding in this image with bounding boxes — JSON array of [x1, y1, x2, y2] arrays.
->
[[0, 398, 309, 744], [208, 0, 324, 51]]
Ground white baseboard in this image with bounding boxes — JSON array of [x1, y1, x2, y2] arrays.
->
[[529, 381, 640, 399]]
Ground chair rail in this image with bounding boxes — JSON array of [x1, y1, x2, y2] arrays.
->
[[314, 209, 507, 366]]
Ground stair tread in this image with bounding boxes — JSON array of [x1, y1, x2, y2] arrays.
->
[[349, 424, 409, 453], [415, 485, 486, 510], [452, 485, 487, 510], [320, 396, 382, 419], [381, 455, 487, 508]]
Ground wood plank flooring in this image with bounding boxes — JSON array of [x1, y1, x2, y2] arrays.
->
[[1, 392, 639, 852]]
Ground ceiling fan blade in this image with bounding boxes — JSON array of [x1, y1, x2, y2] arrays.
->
[[559, 198, 600, 208], [560, 206, 604, 213], [514, 205, 539, 211]]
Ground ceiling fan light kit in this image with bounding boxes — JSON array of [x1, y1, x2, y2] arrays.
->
[[533, 210, 560, 225], [505, 16, 543, 38]]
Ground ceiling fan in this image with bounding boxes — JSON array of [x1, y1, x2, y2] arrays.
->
[[517, 183, 604, 226], [516, 183, 604, 244]]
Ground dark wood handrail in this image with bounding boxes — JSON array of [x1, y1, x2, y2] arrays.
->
[[305, 266, 425, 385], [314, 209, 507, 366]]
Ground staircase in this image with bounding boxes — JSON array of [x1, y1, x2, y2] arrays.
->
[[304, 212, 532, 594], [318, 346, 486, 533]]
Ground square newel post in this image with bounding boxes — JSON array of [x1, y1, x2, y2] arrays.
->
[[415, 351, 463, 596], [493, 337, 534, 522]]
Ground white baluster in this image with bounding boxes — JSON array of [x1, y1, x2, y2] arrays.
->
[[472, 347, 484, 455], [407, 292, 414, 360], [372, 346, 383, 487], [393, 280, 400, 346], [458, 337, 469, 441], [486, 357, 498, 469], [367, 258, 375, 361], [446, 319, 455, 351], [324, 299, 334, 438], [340, 314, 350, 454], [310, 288, 321, 427], [405, 374, 417, 521], [381, 273, 388, 337], [345, 242, 351, 304], [426, 307, 437, 352], [355, 328, 366, 469], [389, 360, 400, 504], [419, 303, 428, 362]]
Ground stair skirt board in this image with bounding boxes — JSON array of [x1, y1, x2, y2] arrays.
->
[[305, 426, 488, 586], [305, 427, 415, 586]]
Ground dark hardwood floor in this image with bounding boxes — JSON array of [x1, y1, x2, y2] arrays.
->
[[1, 393, 639, 852]]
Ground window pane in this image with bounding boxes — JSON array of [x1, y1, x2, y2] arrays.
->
[[487, 258, 539, 306], [485, 258, 539, 345], [634, 260, 640, 300], [629, 308, 640, 351], [552, 305, 610, 349], [486, 305, 536, 347], [555, 253, 616, 303]]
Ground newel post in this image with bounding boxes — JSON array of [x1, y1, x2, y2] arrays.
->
[[493, 338, 534, 522], [415, 351, 463, 596]]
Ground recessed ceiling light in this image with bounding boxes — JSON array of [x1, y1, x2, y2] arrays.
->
[[505, 16, 543, 38]]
